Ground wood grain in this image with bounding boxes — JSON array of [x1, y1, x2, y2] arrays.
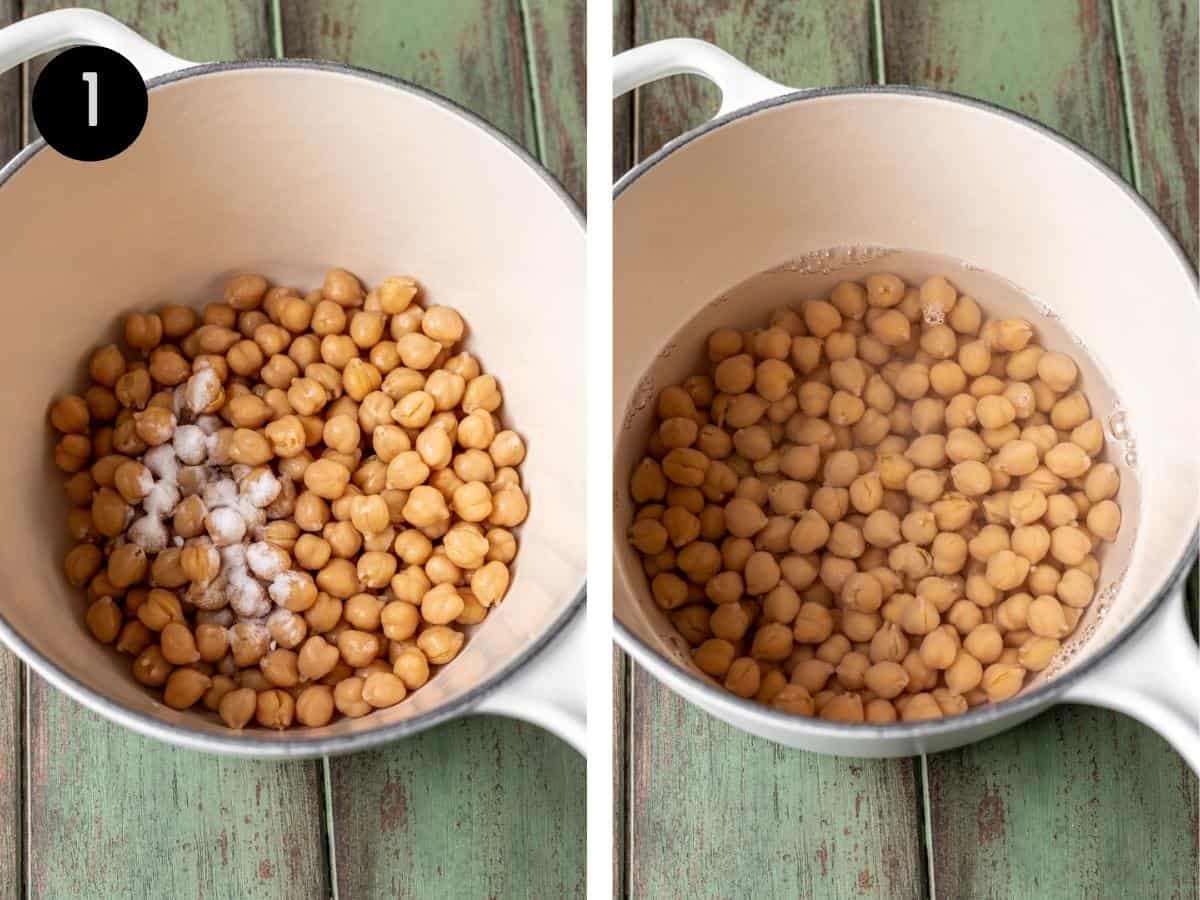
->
[[281, 4, 586, 897], [521, 0, 586, 204], [279, 0, 536, 152], [0, 6, 22, 896], [634, 1, 874, 158], [1116, 0, 1198, 262], [327, 717, 585, 899], [19, 5, 328, 899], [881, 2, 1198, 896], [613, 0, 633, 178], [28, 695, 330, 900], [613, 648, 628, 898], [621, 6, 926, 898], [628, 677, 926, 899], [0, 652, 18, 900], [23, 0, 273, 137], [926, 712, 1199, 900], [880, 0, 1130, 173]]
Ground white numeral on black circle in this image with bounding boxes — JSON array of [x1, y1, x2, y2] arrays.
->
[[82, 71, 98, 127]]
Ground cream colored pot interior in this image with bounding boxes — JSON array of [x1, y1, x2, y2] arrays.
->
[[615, 92, 1198, 702], [0, 65, 585, 744]]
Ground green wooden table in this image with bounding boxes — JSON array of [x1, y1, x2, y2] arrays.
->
[[614, 2, 1199, 897], [0, 2, 585, 897]]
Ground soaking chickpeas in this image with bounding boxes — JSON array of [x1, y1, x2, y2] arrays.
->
[[52, 269, 528, 731], [628, 273, 1121, 723]]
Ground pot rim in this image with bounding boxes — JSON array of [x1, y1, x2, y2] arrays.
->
[[0, 58, 586, 758], [613, 83, 1200, 743]]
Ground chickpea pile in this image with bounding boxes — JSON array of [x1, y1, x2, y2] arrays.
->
[[627, 274, 1121, 724], [51, 268, 527, 730]]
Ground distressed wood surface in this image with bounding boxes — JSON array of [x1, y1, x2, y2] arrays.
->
[[881, 1, 1199, 897], [281, 3, 587, 898], [0, 5, 21, 898], [881, 0, 1130, 171], [613, 648, 628, 896], [280, 0, 536, 155], [612, 0, 632, 177], [1117, 0, 1198, 263], [612, 11, 633, 891], [522, 0, 587, 204], [0, 653, 17, 900], [24, 0, 272, 129], [628, 688, 927, 900], [633, 0, 875, 157], [619, 4, 927, 898], [924, 711, 1199, 900], [28, 699, 330, 900], [19, 4, 329, 899], [327, 718, 586, 899]]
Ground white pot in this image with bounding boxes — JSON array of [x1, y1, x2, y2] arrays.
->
[[613, 39, 1199, 767], [0, 10, 586, 758]]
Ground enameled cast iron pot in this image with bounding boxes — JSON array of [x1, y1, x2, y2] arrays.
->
[[613, 39, 1199, 768], [0, 10, 586, 758]]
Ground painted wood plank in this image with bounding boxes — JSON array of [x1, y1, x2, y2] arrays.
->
[[634, 1, 875, 159], [24, 0, 273, 138], [279, 0, 536, 153], [1116, 0, 1198, 263], [628, 679, 927, 899], [880, 3, 1198, 897], [613, 648, 628, 898], [521, 0, 586, 204], [279, 4, 586, 897], [326, 717, 585, 899], [613, 0, 633, 178], [28, 697, 330, 900], [880, 0, 1130, 174], [0, 3, 21, 893], [613, 7, 633, 897], [19, 6, 329, 898], [925, 712, 1199, 900], [623, 5, 926, 898], [23, 0, 272, 60], [0, 654, 18, 900]]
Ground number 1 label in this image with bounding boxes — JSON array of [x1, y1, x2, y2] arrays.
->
[[82, 71, 98, 127]]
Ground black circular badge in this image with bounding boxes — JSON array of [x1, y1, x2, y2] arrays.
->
[[32, 46, 148, 161]]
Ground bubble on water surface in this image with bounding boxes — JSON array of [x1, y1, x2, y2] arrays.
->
[[623, 374, 657, 431], [767, 245, 896, 275], [1107, 410, 1130, 441]]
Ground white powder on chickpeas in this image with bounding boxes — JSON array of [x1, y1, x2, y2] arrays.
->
[[246, 542, 287, 580], [143, 480, 180, 520], [183, 366, 222, 415], [205, 506, 246, 546], [172, 424, 207, 465], [127, 515, 168, 553], [142, 444, 178, 482]]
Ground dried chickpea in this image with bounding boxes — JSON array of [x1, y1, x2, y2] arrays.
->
[[256, 689, 295, 729], [85, 597, 122, 643], [295, 685, 335, 727], [362, 671, 407, 708], [1086, 500, 1120, 542], [332, 677, 372, 717], [164, 668, 211, 710], [304, 458, 351, 500], [417, 626, 465, 665]]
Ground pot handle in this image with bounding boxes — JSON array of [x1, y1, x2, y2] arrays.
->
[[0, 9, 193, 79], [1060, 578, 1199, 772], [472, 606, 587, 756], [613, 37, 792, 118]]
